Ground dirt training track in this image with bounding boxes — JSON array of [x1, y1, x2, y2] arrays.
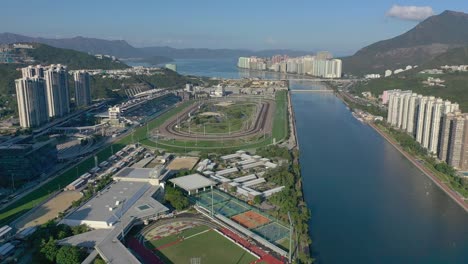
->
[[156, 97, 275, 141]]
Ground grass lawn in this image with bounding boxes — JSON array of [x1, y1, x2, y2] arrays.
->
[[147, 225, 210, 248], [179, 102, 256, 134], [272, 90, 289, 141], [154, 229, 257, 264]]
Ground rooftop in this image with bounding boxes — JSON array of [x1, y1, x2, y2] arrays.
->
[[169, 173, 216, 193]]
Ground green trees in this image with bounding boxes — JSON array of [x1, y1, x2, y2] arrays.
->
[[56, 246, 85, 264], [28, 221, 90, 263], [39, 238, 59, 263], [253, 195, 262, 204], [164, 185, 190, 210]]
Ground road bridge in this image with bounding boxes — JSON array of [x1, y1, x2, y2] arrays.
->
[[290, 89, 334, 93]]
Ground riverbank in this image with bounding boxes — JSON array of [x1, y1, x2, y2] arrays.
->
[[335, 87, 468, 212], [287, 91, 298, 149], [369, 122, 468, 212]]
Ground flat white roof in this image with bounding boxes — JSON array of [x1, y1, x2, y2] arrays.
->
[[114, 167, 156, 179], [170, 173, 215, 192]]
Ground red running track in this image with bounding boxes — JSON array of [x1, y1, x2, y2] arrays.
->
[[220, 227, 284, 264], [127, 237, 164, 264]]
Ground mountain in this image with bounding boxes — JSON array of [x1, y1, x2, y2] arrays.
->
[[0, 33, 143, 58], [24, 43, 129, 70], [342, 10, 468, 75], [422, 45, 468, 69], [0, 33, 311, 60]]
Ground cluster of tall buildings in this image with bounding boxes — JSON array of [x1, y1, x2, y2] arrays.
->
[[384, 89, 468, 170], [237, 52, 342, 79], [15, 65, 92, 128]]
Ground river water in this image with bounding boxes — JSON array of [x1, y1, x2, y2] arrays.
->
[[133, 59, 468, 263]]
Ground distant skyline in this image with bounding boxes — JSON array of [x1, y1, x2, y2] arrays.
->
[[1, 1, 467, 56]]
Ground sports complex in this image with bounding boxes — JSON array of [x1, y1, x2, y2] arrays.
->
[[147, 91, 288, 150]]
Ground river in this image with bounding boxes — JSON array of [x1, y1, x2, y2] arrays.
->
[[132, 59, 468, 263]]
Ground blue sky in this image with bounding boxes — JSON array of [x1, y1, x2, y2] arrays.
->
[[1, 0, 467, 55]]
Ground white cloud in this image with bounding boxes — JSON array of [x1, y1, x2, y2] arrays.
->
[[386, 5, 435, 21]]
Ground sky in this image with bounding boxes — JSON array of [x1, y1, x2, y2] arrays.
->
[[1, 0, 467, 56]]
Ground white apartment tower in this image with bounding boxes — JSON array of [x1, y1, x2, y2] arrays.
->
[[21, 65, 45, 78], [387, 92, 400, 126], [44, 64, 70, 118], [422, 96, 435, 149], [74, 71, 92, 107], [428, 98, 444, 154], [15, 77, 48, 128], [415, 96, 428, 144], [406, 94, 419, 135]]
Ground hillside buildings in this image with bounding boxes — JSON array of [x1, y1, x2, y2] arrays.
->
[[384, 89, 468, 170], [74, 71, 92, 107], [15, 64, 92, 128], [237, 53, 342, 79]]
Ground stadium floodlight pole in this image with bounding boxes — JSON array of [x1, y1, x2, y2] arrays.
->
[[211, 186, 214, 217], [288, 211, 293, 263]]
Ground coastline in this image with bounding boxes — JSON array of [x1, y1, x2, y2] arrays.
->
[[368, 122, 468, 212]]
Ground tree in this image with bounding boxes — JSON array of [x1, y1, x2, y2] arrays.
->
[[56, 246, 84, 264], [40, 238, 58, 263], [164, 186, 190, 210], [253, 195, 262, 204], [93, 257, 106, 264], [71, 224, 90, 235]]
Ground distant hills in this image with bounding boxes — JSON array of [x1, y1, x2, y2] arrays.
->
[[342, 10, 468, 75], [0, 33, 311, 61]]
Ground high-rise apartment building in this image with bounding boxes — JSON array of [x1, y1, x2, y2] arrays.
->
[[438, 112, 455, 162], [422, 96, 435, 148], [21, 65, 45, 78], [44, 64, 70, 118], [406, 94, 419, 135], [447, 113, 465, 168], [74, 71, 92, 107], [15, 77, 48, 128], [415, 96, 428, 144], [387, 92, 400, 126], [428, 98, 444, 154]]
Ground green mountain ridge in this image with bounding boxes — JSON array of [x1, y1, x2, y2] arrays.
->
[[422, 46, 468, 69], [342, 10, 468, 75]]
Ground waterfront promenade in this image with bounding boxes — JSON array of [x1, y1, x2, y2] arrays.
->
[[369, 122, 468, 212]]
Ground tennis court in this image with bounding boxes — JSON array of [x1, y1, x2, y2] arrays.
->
[[253, 222, 289, 242], [231, 210, 271, 229], [193, 189, 291, 248]]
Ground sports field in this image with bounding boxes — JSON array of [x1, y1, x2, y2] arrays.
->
[[146, 224, 257, 264], [179, 101, 257, 134], [144, 91, 289, 152]]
